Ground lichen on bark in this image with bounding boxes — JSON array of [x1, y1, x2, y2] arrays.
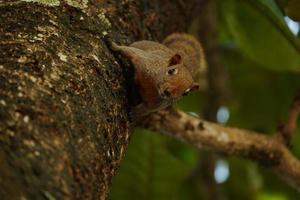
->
[[22, 0, 60, 6], [0, 1, 130, 199], [20, 1, 90, 9]]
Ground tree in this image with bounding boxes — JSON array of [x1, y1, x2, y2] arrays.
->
[[0, 0, 202, 199], [1, 0, 300, 200]]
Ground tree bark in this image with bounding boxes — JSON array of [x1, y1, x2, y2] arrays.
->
[[0, 0, 201, 199]]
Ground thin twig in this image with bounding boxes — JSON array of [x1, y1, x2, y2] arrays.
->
[[279, 90, 300, 145]]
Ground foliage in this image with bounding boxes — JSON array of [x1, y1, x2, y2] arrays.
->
[[110, 129, 191, 200], [110, 0, 300, 199]]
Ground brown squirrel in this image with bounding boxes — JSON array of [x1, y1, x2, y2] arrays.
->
[[111, 33, 206, 117]]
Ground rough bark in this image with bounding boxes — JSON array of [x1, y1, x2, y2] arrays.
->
[[0, 0, 201, 199]]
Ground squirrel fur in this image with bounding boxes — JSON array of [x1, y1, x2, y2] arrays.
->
[[111, 33, 206, 117]]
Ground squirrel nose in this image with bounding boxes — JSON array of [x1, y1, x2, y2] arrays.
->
[[161, 90, 171, 98]]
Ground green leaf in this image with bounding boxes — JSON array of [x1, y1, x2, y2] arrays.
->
[[109, 129, 188, 200], [223, 47, 300, 132], [261, 0, 285, 18], [220, 0, 300, 71], [222, 159, 263, 200], [256, 192, 288, 200]]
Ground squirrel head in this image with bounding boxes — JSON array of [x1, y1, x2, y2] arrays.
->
[[156, 54, 199, 100], [111, 42, 199, 103]]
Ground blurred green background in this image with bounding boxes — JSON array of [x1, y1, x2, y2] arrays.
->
[[110, 0, 300, 199]]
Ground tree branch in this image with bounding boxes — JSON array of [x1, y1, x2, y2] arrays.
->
[[140, 108, 300, 192], [279, 90, 300, 145]]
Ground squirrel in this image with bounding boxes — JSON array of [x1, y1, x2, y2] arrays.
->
[[111, 33, 206, 117]]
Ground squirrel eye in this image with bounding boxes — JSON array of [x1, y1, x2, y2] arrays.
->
[[167, 68, 178, 75], [162, 90, 171, 98]]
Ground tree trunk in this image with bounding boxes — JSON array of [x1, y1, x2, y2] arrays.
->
[[0, 0, 202, 199]]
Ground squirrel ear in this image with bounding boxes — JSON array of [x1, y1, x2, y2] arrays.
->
[[169, 53, 181, 66], [190, 83, 199, 91]]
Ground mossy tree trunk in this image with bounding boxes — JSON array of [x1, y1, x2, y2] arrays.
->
[[0, 0, 202, 199]]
